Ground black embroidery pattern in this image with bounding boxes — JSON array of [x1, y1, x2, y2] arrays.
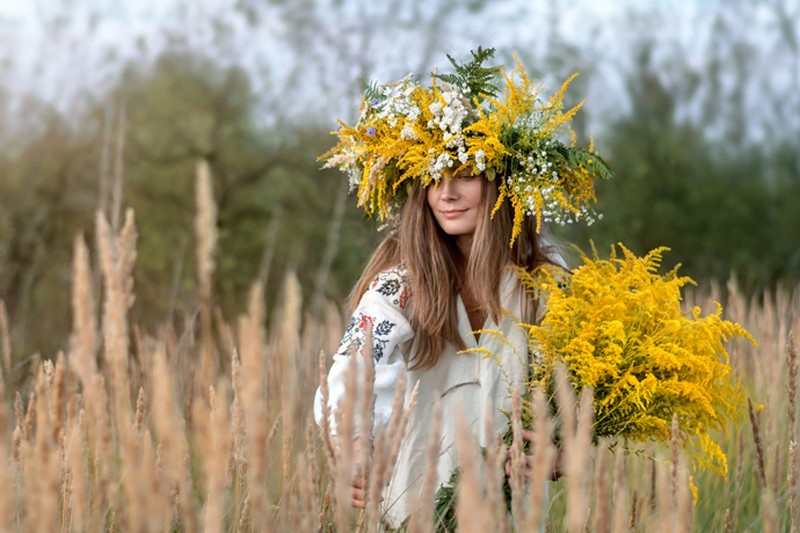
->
[[337, 268, 410, 362], [375, 319, 396, 337], [370, 269, 410, 310], [338, 313, 397, 362], [376, 277, 400, 297]]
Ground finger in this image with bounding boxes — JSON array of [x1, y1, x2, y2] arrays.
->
[[352, 487, 366, 508], [552, 458, 564, 481], [522, 430, 535, 441]]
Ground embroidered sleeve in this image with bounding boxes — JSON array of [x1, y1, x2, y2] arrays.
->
[[336, 268, 411, 362], [314, 267, 413, 437]]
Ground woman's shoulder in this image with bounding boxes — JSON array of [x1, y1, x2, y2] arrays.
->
[[364, 265, 411, 311]]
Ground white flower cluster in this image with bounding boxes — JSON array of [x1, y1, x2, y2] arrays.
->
[[507, 162, 601, 227], [425, 89, 476, 180], [502, 119, 601, 226], [346, 161, 363, 193], [428, 152, 454, 180], [426, 89, 468, 134], [321, 146, 362, 192], [474, 150, 486, 171], [369, 76, 422, 140]]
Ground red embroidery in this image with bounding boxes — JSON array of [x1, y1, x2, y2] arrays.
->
[[397, 287, 408, 309], [358, 315, 374, 331]]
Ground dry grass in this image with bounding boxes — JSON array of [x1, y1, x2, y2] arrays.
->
[[0, 162, 797, 531]]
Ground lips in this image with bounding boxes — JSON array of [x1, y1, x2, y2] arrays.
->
[[441, 209, 467, 218]]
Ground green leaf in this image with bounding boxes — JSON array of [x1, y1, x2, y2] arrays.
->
[[432, 46, 502, 102], [361, 77, 384, 106]]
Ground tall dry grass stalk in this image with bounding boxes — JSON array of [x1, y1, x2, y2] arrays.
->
[[277, 272, 303, 504], [96, 209, 136, 420], [28, 366, 60, 532], [0, 299, 10, 383], [229, 347, 248, 523], [64, 410, 88, 532], [523, 387, 555, 532], [610, 449, 628, 533], [674, 454, 692, 532], [788, 330, 798, 533], [237, 281, 270, 529], [406, 401, 443, 533], [557, 360, 594, 533], [318, 349, 335, 474], [381, 375, 419, 501], [70, 234, 97, 388], [0, 437, 14, 530], [454, 408, 491, 533], [0, 358, 7, 439], [2, 193, 798, 531], [592, 440, 611, 533], [356, 333, 376, 532], [332, 343, 359, 532], [748, 397, 767, 489], [656, 459, 673, 532], [509, 385, 527, 525], [201, 382, 232, 533], [151, 343, 199, 531], [483, 406, 510, 533], [195, 159, 218, 390], [671, 413, 679, 506]]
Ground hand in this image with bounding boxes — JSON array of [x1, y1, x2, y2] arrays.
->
[[551, 448, 564, 481], [350, 436, 370, 508], [505, 430, 564, 482], [351, 462, 366, 508]]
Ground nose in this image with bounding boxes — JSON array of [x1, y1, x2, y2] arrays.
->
[[439, 178, 459, 200]]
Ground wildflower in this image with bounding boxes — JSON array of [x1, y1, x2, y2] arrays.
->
[[319, 48, 613, 242], [515, 244, 756, 477]]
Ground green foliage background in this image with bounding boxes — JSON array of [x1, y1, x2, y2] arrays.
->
[[0, 0, 797, 366]]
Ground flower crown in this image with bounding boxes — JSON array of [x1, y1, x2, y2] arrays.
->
[[320, 47, 613, 244]]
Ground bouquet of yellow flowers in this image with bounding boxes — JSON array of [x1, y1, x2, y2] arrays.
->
[[516, 244, 756, 475]]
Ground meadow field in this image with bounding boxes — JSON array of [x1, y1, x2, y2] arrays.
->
[[0, 165, 797, 532]]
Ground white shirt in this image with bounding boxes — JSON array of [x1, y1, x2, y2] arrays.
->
[[314, 265, 540, 527]]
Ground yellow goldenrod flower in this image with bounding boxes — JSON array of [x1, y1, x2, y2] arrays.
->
[[516, 244, 755, 477]]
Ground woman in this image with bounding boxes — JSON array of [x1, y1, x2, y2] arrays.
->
[[314, 48, 610, 526]]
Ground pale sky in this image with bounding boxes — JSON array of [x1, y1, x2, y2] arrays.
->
[[0, 0, 796, 144]]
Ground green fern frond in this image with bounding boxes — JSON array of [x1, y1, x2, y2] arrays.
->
[[432, 46, 501, 101], [361, 78, 384, 106], [566, 147, 615, 181]]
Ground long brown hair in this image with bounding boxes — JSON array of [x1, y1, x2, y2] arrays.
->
[[349, 176, 559, 369]]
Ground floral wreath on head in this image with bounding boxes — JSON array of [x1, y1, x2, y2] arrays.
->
[[320, 47, 613, 245]]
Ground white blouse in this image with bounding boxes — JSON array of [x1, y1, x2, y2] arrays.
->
[[314, 265, 542, 527]]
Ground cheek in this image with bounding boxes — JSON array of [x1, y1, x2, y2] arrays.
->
[[467, 182, 484, 208], [426, 186, 437, 209]]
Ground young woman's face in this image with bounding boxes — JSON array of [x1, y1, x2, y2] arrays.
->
[[426, 169, 484, 252]]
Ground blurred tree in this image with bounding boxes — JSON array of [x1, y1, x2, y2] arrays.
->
[[0, 98, 98, 368], [114, 51, 377, 326], [556, 39, 800, 296], [1, 0, 798, 365]]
